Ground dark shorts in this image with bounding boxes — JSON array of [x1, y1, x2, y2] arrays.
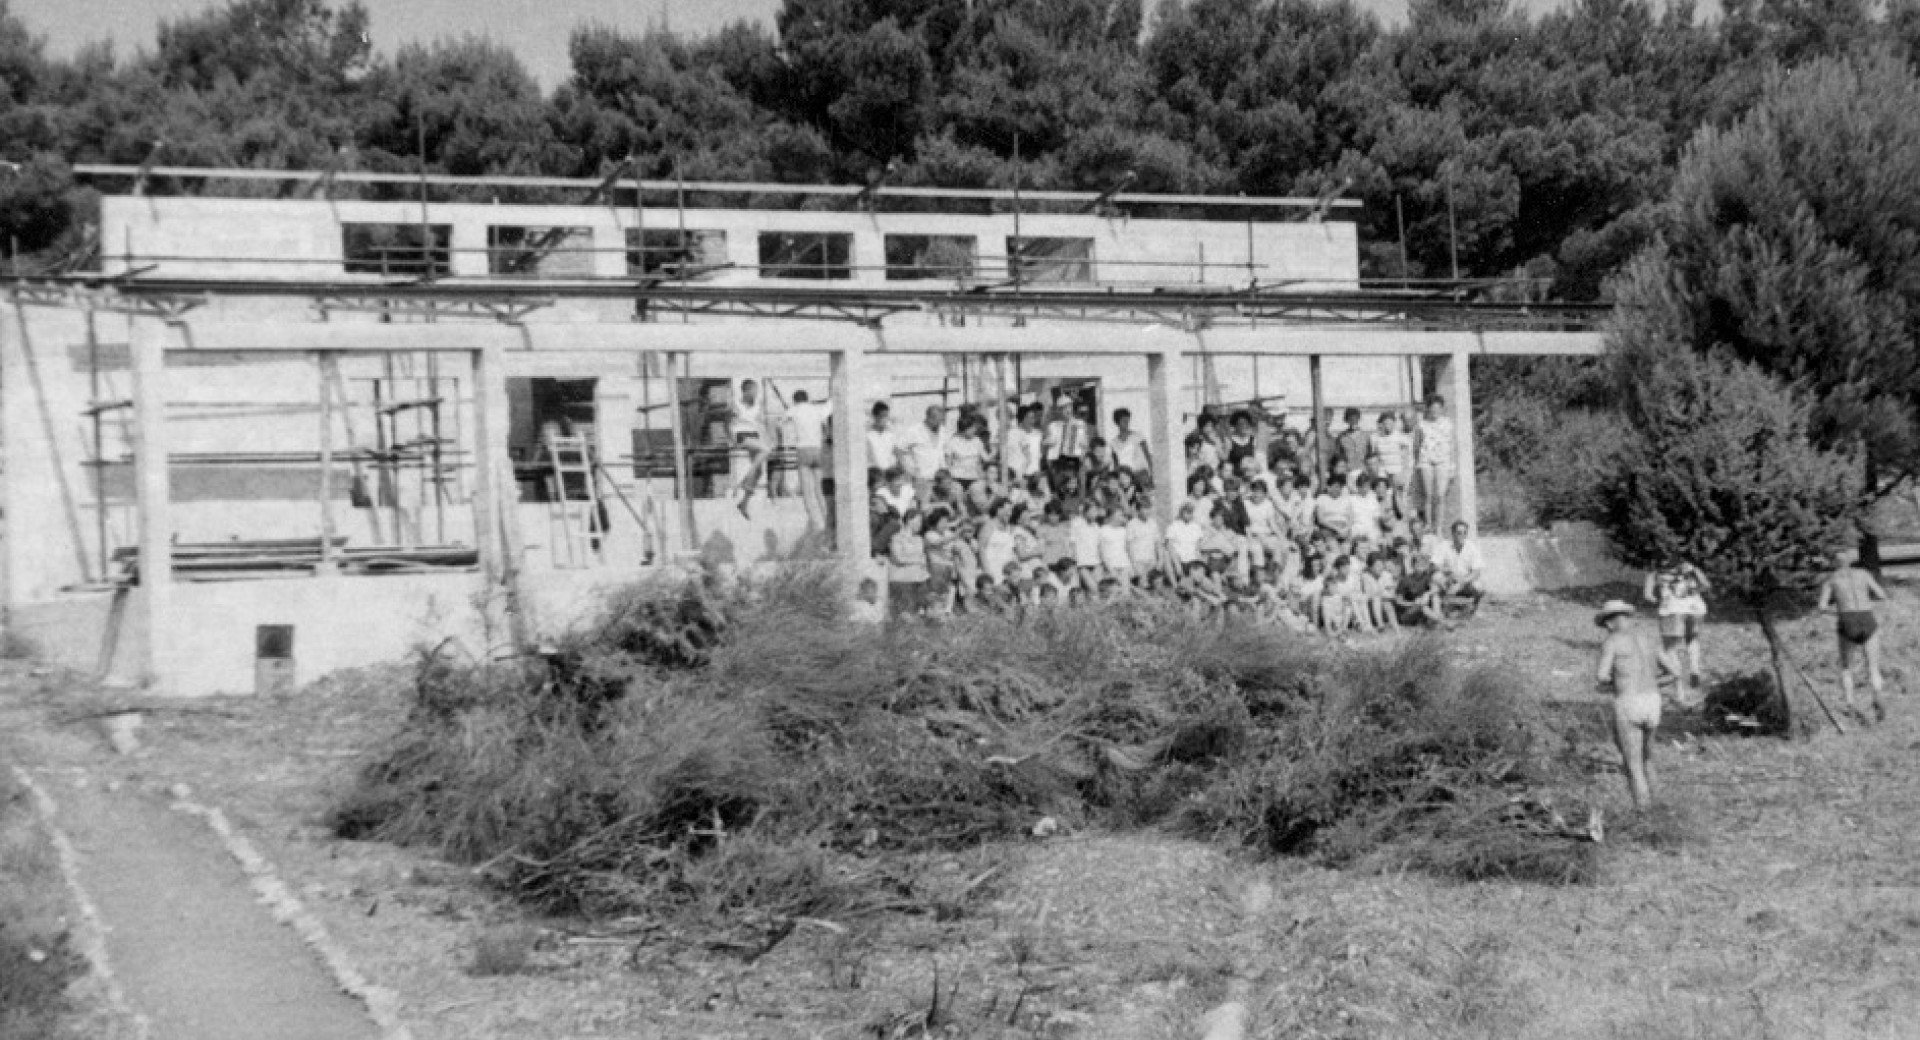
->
[[797, 446, 824, 469], [1659, 614, 1701, 640], [1839, 610, 1878, 645]]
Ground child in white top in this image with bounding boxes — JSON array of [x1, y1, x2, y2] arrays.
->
[[1348, 476, 1384, 550], [1125, 501, 1162, 578], [1097, 507, 1132, 581], [1165, 503, 1205, 568], [1069, 502, 1103, 587]]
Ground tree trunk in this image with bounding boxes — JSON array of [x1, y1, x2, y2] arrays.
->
[[1860, 454, 1884, 578], [1758, 609, 1813, 740]]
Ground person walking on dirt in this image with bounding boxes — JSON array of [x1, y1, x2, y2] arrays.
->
[[1595, 600, 1681, 811], [1643, 557, 1710, 704], [1816, 555, 1892, 724]]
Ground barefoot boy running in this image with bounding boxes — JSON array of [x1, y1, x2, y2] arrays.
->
[[1594, 600, 1681, 810], [1816, 554, 1892, 723]]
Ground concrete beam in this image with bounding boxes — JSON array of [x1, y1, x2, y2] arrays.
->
[[156, 319, 1604, 359]]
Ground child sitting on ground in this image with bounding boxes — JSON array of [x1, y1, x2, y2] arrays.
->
[[850, 577, 884, 624], [1318, 555, 1370, 634], [1362, 554, 1401, 633]]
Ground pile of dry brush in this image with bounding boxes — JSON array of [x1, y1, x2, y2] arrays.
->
[[330, 565, 1602, 928]]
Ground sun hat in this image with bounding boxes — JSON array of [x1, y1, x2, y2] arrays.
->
[[1594, 599, 1636, 627]]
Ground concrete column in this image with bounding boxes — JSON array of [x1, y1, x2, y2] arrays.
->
[[129, 320, 173, 691], [1308, 354, 1326, 481], [1446, 349, 1478, 536], [830, 345, 870, 560], [471, 345, 506, 580], [1147, 348, 1184, 524]]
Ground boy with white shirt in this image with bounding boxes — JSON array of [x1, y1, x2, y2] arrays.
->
[[784, 390, 832, 529], [1348, 475, 1385, 552], [895, 405, 949, 502], [866, 402, 896, 487], [1430, 521, 1486, 617], [1125, 499, 1162, 581], [1165, 502, 1205, 569]]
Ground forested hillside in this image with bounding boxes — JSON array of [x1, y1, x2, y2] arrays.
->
[[0, 0, 1914, 297]]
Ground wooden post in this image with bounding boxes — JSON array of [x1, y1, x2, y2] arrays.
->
[[669, 352, 697, 552], [1147, 348, 1184, 525], [316, 352, 337, 575], [830, 345, 869, 560], [1308, 354, 1326, 483], [1449, 348, 1478, 536], [129, 321, 173, 691]]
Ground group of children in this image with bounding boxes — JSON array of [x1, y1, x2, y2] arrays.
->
[[862, 394, 1484, 635]]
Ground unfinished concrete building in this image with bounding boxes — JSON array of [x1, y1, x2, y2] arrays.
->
[[1, 167, 1608, 694]]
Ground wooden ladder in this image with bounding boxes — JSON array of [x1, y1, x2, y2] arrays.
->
[[544, 433, 601, 568]]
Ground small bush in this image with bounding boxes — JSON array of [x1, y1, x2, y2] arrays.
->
[[467, 924, 540, 977]]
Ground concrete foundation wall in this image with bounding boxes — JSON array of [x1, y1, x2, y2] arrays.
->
[[1480, 522, 1636, 596]]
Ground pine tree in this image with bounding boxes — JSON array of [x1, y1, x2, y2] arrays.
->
[[1602, 248, 1863, 737]]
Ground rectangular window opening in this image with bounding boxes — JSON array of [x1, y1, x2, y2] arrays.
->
[[487, 225, 595, 278], [625, 228, 729, 277], [342, 222, 451, 277], [885, 234, 977, 281], [757, 231, 853, 280], [1007, 236, 1094, 284]]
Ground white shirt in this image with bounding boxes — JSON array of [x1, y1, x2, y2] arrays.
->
[[1417, 417, 1454, 467], [1432, 538, 1485, 581], [945, 434, 988, 481], [1002, 425, 1040, 478], [866, 425, 896, 472], [1113, 430, 1149, 471], [1372, 431, 1413, 475], [1242, 497, 1281, 539], [1348, 494, 1382, 541], [1126, 517, 1160, 569], [874, 482, 915, 516], [785, 400, 832, 449], [731, 389, 766, 436], [1097, 524, 1131, 571], [1070, 517, 1101, 568], [896, 422, 949, 480], [1165, 519, 1204, 565]]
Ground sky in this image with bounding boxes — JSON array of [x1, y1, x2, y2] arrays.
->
[[12, 0, 1637, 90], [9, 0, 785, 87]]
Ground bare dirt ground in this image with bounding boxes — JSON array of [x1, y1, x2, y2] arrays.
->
[[6, 582, 1920, 1039]]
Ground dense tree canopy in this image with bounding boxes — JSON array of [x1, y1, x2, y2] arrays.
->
[[3, 0, 1920, 294]]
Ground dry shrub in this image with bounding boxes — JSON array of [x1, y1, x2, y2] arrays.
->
[[334, 569, 1610, 930], [1178, 640, 1598, 883]]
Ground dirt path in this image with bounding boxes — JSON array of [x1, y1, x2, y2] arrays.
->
[[31, 769, 381, 1040], [3, 672, 384, 1040]]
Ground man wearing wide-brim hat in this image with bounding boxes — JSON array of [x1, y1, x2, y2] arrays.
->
[[1594, 599, 1681, 810]]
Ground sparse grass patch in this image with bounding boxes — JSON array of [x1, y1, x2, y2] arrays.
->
[[0, 631, 35, 661], [467, 924, 541, 977], [0, 771, 84, 1040]]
